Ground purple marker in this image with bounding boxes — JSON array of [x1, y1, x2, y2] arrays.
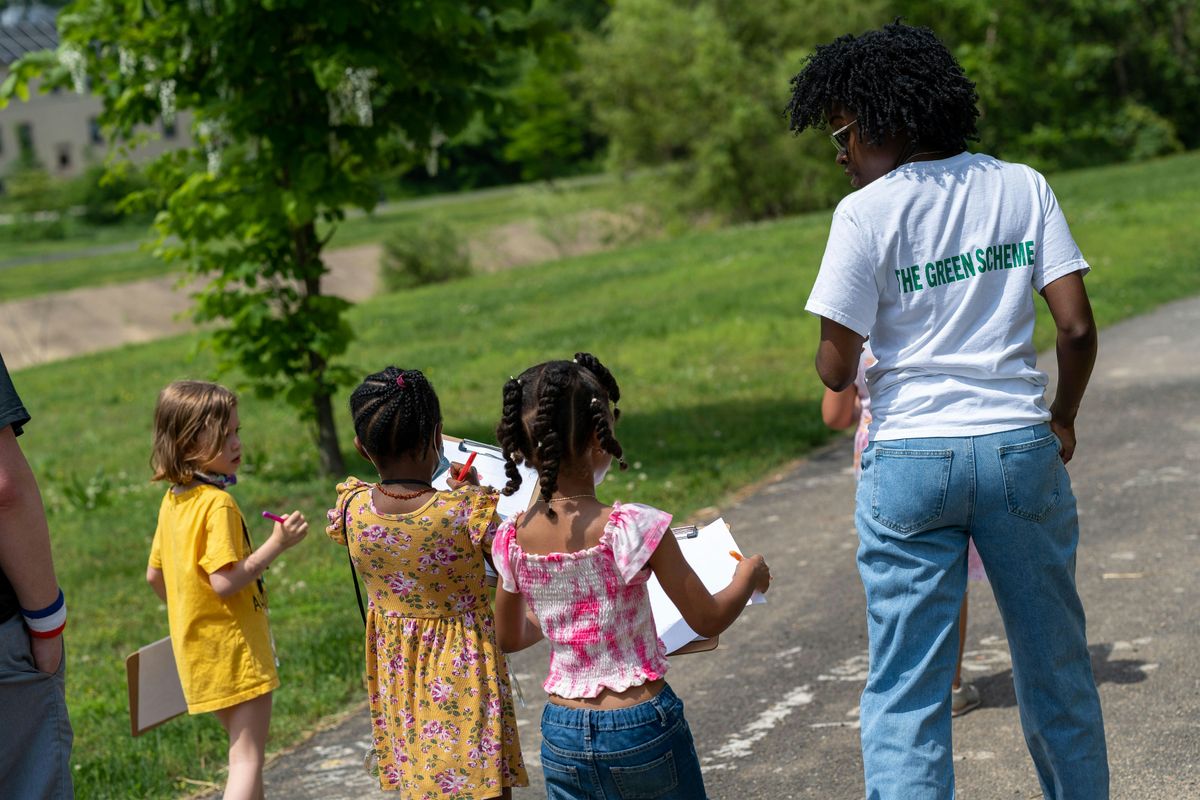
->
[[262, 511, 287, 524]]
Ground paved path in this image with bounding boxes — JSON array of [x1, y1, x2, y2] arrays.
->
[[234, 296, 1200, 799]]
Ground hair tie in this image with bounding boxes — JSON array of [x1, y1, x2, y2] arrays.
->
[[395, 374, 405, 388]]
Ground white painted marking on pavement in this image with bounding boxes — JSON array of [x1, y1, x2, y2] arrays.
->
[[817, 653, 869, 682], [702, 685, 814, 770]]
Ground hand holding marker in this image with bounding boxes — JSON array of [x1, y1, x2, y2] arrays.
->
[[456, 451, 477, 482], [261, 510, 309, 549], [730, 549, 772, 593]]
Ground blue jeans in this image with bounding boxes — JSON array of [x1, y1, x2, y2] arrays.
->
[[856, 423, 1108, 800], [539, 683, 707, 799]]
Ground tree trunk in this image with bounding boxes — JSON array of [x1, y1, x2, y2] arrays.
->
[[312, 383, 345, 476], [294, 218, 346, 476]]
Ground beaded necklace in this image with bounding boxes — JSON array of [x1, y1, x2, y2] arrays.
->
[[374, 478, 434, 501]]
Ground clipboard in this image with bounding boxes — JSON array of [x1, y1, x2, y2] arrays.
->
[[670, 635, 719, 656], [648, 518, 765, 655], [125, 636, 188, 736], [432, 435, 539, 519]]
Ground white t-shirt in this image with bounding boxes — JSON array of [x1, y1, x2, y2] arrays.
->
[[805, 152, 1089, 441]]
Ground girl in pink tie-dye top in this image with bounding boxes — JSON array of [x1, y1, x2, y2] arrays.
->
[[491, 353, 771, 800]]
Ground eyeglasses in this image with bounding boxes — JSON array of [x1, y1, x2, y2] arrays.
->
[[830, 119, 857, 155]]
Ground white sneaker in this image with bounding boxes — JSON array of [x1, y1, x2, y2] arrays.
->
[[951, 682, 981, 717]]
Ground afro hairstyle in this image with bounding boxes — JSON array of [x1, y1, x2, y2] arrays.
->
[[785, 20, 980, 153]]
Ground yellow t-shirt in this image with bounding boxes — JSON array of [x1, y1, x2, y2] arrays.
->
[[149, 484, 278, 713]]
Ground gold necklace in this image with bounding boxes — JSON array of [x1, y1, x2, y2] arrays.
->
[[375, 483, 434, 501], [546, 493, 596, 503]]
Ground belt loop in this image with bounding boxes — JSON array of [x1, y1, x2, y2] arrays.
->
[[653, 691, 669, 726], [583, 709, 592, 747]]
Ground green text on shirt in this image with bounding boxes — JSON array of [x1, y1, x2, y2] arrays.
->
[[894, 240, 1036, 294]]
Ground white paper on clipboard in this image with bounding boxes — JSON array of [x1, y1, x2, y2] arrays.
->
[[647, 518, 766, 654], [431, 436, 539, 520]]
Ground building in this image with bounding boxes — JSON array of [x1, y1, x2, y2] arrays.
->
[[0, 3, 191, 183]]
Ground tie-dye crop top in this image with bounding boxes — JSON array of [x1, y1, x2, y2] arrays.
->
[[491, 502, 672, 699]]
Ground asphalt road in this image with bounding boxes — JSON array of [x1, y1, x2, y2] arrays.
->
[[240, 296, 1200, 800]]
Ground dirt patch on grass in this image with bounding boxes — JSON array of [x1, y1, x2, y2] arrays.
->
[[468, 208, 649, 273], [0, 208, 652, 370]]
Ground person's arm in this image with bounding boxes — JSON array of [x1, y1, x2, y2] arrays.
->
[[822, 386, 861, 430], [815, 318, 867, 392], [146, 565, 167, 601], [208, 512, 308, 598], [1040, 272, 1097, 464], [0, 425, 64, 673], [495, 587, 544, 653], [648, 532, 770, 638]]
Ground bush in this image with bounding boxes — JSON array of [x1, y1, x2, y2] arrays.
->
[[0, 162, 70, 239], [380, 220, 472, 291], [72, 164, 152, 225]]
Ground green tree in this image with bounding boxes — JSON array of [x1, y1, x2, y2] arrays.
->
[[382, 0, 609, 191], [580, 0, 883, 221], [501, 0, 609, 181], [2, 0, 531, 474], [898, 0, 1198, 170]]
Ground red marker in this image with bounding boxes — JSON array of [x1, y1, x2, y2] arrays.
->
[[262, 511, 287, 524], [456, 452, 477, 482]]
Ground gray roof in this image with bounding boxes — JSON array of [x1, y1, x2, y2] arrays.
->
[[0, 11, 59, 67]]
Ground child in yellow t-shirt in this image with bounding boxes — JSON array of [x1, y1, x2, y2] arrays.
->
[[145, 381, 308, 800]]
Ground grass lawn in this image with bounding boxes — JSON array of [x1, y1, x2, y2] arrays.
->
[[0, 249, 168, 298], [9, 150, 1200, 798], [0, 173, 644, 301]]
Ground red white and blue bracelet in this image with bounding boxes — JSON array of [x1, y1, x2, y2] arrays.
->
[[21, 588, 67, 639]]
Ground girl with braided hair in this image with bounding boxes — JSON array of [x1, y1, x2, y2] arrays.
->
[[324, 367, 527, 799], [791, 20, 1107, 800], [491, 353, 771, 799]]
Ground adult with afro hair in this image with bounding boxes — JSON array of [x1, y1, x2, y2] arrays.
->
[[788, 21, 1108, 800]]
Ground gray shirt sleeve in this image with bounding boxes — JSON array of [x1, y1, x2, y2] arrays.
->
[[0, 353, 31, 437]]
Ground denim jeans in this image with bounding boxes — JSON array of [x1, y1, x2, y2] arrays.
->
[[539, 683, 707, 799], [856, 423, 1108, 800]]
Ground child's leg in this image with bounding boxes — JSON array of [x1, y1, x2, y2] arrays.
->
[[213, 691, 272, 800], [953, 592, 968, 690]]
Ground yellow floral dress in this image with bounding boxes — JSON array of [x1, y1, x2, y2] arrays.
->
[[326, 478, 527, 798]]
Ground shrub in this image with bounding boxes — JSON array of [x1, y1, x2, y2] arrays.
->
[[380, 220, 472, 291], [0, 162, 69, 239], [73, 164, 152, 225]]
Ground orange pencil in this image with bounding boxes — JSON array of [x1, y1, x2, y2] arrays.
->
[[729, 550, 743, 562]]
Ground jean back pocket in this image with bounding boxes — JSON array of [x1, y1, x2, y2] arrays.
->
[[542, 756, 584, 799], [870, 448, 953, 535], [998, 434, 1062, 522], [610, 750, 679, 798]]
